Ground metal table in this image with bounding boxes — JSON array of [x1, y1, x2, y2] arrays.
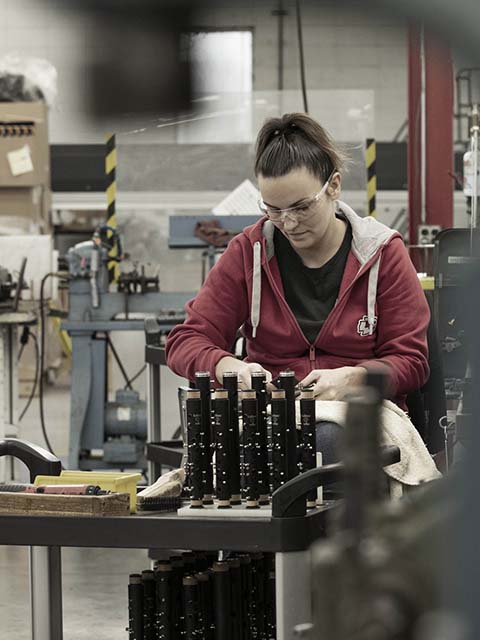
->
[[0, 505, 329, 640]]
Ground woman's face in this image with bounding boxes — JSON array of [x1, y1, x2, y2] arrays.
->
[[257, 167, 341, 251]]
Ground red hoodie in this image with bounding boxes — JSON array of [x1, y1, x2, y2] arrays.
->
[[166, 202, 430, 409]]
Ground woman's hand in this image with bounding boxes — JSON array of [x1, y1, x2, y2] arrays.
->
[[215, 356, 272, 390], [299, 366, 367, 400]]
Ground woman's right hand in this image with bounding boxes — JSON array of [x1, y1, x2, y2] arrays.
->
[[215, 356, 272, 390]]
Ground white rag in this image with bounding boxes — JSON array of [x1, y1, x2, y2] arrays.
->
[[297, 399, 441, 497]]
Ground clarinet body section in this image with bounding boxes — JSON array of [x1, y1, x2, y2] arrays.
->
[[186, 389, 205, 508], [276, 370, 298, 482], [222, 372, 242, 505], [270, 389, 287, 492], [251, 372, 270, 505], [241, 390, 261, 509], [212, 390, 232, 508], [195, 371, 214, 504], [183, 369, 322, 510], [299, 389, 317, 508], [128, 552, 277, 640]]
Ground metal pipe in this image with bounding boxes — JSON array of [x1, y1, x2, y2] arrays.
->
[[295, 0, 309, 114]]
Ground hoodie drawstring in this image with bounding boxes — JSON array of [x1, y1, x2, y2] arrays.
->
[[367, 256, 381, 335], [251, 241, 262, 337]]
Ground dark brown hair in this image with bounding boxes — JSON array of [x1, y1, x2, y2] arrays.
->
[[254, 112, 347, 181]]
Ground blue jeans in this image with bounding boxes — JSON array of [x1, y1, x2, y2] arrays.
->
[[316, 421, 343, 499], [316, 420, 343, 466]]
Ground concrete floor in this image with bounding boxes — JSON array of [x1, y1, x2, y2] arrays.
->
[[0, 383, 166, 639]]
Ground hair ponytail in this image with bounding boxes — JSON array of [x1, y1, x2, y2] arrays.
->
[[254, 112, 348, 181]]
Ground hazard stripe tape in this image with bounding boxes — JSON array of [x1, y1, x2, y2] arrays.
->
[[105, 133, 119, 282], [366, 138, 376, 218]]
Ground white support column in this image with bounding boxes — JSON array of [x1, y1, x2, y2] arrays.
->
[[275, 550, 312, 640], [30, 546, 63, 640]]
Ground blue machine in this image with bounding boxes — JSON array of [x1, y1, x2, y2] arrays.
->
[[63, 226, 195, 471]]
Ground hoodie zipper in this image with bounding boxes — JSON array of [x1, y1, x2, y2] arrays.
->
[[309, 345, 316, 369]]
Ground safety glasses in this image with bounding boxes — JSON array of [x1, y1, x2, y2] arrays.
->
[[258, 171, 336, 224]]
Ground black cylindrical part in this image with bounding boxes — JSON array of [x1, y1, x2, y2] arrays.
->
[[213, 561, 232, 640], [170, 556, 185, 640], [195, 371, 214, 503], [128, 574, 144, 640], [300, 389, 317, 507], [277, 371, 298, 480], [241, 391, 260, 508], [251, 553, 266, 639], [265, 555, 276, 640], [154, 561, 172, 640], [227, 558, 242, 640], [238, 554, 252, 640], [141, 570, 156, 640], [251, 372, 270, 504], [196, 572, 212, 640], [183, 576, 199, 640], [182, 552, 196, 577], [186, 389, 205, 507], [213, 390, 232, 507], [271, 389, 287, 492], [223, 372, 242, 504], [194, 552, 209, 573]]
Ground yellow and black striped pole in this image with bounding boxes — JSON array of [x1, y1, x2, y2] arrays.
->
[[366, 138, 377, 218], [105, 133, 119, 282]]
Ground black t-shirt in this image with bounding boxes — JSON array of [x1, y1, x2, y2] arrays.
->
[[274, 215, 352, 344]]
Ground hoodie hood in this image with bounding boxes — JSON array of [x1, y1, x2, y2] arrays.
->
[[247, 201, 399, 339]]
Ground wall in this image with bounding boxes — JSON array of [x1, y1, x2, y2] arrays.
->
[[0, 0, 408, 147]]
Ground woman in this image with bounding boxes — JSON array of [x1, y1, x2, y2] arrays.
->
[[166, 113, 430, 463]]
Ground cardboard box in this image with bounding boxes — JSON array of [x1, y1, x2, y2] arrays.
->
[[0, 102, 50, 188], [0, 186, 51, 232]]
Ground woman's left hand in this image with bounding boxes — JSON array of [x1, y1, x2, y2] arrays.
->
[[299, 366, 367, 400]]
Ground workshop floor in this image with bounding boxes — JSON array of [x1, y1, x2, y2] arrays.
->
[[0, 384, 152, 639]]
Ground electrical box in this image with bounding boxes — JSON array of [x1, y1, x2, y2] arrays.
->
[[418, 224, 442, 245]]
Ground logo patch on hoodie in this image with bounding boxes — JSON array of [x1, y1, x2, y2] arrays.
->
[[357, 315, 377, 337]]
